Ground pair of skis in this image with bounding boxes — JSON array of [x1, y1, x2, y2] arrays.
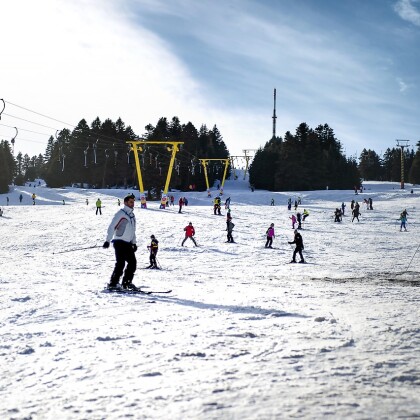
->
[[104, 287, 172, 295]]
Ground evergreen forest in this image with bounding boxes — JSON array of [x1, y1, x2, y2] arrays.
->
[[1, 116, 420, 194]]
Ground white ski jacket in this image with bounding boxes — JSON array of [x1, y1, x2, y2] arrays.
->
[[105, 205, 137, 244]]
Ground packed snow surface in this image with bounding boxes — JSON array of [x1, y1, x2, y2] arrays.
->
[[1, 175, 419, 419]]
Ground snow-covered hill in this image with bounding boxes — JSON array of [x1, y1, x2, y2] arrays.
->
[[1, 175, 419, 419]]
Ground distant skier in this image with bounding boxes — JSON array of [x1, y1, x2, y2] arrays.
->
[[288, 230, 305, 263], [341, 202, 346, 216], [6, 197, 9, 205], [96, 198, 102, 215], [147, 235, 159, 268], [350, 199, 355, 210], [32, 193, 36, 205], [399, 212, 408, 232], [265, 223, 275, 248], [287, 198, 292, 210], [334, 208, 342, 222], [369, 197, 373, 210], [226, 208, 232, 221], [296, 212, 302, 229], [0, 208, 3, 217], [270, 198, 275, 206], [290, 214, 297, 229], [352, 205, 360, 222], [178, 197, 184, 213], [226, 219, 235, 243], [117, 198, 121, 206], [302, 209, 309, 222], [213, 196, 222, 215], [182, 222, 198, 247], [103, 193, 138, 290], [19, 194, 23, 203], [294, 200, 298, 210], [86, 198, 89, 206], [170, 195, 175, 206], [225, 197, 231, 209]]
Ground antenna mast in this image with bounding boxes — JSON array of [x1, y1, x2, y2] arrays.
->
[[396, 139, 410, 189], [272, 88, 277, 139]]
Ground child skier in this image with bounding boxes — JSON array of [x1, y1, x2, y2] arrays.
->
[[265, 223, 275, 248], [290, 214, 297, 229], [399, 212, 408, 232], [226, 219, 235, 243], [147, 235, 159, 268]]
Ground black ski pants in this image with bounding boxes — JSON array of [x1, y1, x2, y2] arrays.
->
[[265, 236, 273, 248], [96, 207, 102, 215], [182, 236, 197, 246], [149, 251, 157, 267], [227, 231, 234, 242], [110, 240, 136, 285], [292, 246, 304, 262]]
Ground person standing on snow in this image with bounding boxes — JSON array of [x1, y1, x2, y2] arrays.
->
[[19, 194, 23, 203], [290, 214, 297, 229], [96, 198, 102, 215], [287, 198, 292, 210], [265, 223, 275, 248], [302, 209, 309, 222], [296, 211, 302, 229], [288, 229, 305, 263], [103, 193, 138, 290], [226, 219, 235, 243], [225, 197, 231, 209], [147, 235, 159, 268], [178, 197, 184, 213], [352, 204, 361, 222], [334, 208, 342, 222], [182, 222, 198, 247], [341, 202, 346, 216], [399, 212, 408, 232]]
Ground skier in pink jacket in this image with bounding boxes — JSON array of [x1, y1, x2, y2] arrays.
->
[[265, 223, 275, 248], [290, 214, 297, 229]]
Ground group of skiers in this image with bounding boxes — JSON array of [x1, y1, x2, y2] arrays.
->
[[101, 190, 413, 291]]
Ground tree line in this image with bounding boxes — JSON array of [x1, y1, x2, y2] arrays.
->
[[1, 116, 230, 195], [249, 122, 420, 191], [1, 117, 419, 194]]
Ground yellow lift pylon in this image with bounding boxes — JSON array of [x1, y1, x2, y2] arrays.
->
[[127, 140, 184, 209], [199, 158, 230, 195]]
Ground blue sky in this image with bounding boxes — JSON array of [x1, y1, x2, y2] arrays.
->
[[1, 0, 419, 160]]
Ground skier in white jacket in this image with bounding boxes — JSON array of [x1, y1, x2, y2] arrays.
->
[[103, 193, 138, 290]]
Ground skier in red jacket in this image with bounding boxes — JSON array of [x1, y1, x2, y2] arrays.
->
[[182, 222, 198, 246]]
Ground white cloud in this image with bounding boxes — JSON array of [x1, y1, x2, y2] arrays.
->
[[394, 0, 420, 26], [397, 77, 409, 92]]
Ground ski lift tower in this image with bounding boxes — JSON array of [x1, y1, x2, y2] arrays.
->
[[396, 139, 410, 189], [242, 149, 257, 180]]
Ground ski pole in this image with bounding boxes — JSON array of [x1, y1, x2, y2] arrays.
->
[[404, 243, 420, 273], [156, 257, 162, 269], [53, 244, 101, 254]]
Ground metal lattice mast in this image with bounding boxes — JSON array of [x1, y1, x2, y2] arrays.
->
[[272, 88, 277, 139], [396, 139, 410, 189]]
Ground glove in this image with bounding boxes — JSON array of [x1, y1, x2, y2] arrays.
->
[[103, 241, 110, 249], [132, 244, 138, 252], [288, 242, 292, 244]]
